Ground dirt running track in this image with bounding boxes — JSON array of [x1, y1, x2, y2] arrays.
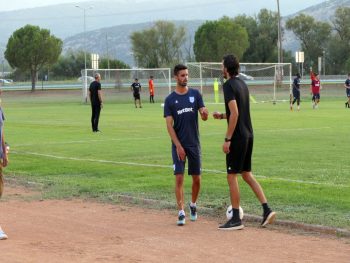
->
[[0, 186, 349, 263]]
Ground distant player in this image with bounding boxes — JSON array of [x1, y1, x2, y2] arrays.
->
[[164, 64, 208, 226], [148, 76, 155, 103], [344, 73, 350, 108], [213, 54, 275, 230], [89, 73, 103, 132], [131, 78, 142, 108], [291, 73, 301, 111], [310, 69, 321, 109]]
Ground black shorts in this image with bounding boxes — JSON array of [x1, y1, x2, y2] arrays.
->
[[312, 93, 320, 100], [226, 137, 253, 174], [172, 144, 201, 176], [133, 93, 140, 100]]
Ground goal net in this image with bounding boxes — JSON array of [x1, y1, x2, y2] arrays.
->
[[186, 62, 292, 103], [81, 68, 172, 103]]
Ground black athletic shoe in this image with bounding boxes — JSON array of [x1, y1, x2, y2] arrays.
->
[[218, 218, 244, 230], [177, 214, 185, 226], [261, 210, 276, 227], [345, 102, 348, 108], [189, 204, 197, 221]]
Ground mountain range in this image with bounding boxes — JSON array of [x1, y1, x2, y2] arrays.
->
[[1, 0, 350, 66]]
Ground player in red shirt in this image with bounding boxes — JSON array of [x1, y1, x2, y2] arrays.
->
[[148, 76, 155, 103], [310, 69, 321, 109]]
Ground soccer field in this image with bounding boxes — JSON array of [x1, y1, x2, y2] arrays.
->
[[3, 90, 350, 230]]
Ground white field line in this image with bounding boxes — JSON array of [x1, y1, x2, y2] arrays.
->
[[260, 127, 331, 133], [13, 127, 331, 147], [13, 151, 347, 188]]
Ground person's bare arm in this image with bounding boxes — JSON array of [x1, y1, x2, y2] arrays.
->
[[222, 100, 238, 154], [165, 116, 185, 161]]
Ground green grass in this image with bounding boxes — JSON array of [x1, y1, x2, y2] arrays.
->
[[3, 90, 350, 230]]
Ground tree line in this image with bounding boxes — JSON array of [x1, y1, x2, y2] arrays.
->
[[4, 7, 350, 90]]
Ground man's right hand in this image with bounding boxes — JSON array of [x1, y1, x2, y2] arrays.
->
[[176, 145, 186, 161], [212, 111, 222, 119]]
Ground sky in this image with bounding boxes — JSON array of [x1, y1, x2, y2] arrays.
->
[[0, 0, 326, 15]]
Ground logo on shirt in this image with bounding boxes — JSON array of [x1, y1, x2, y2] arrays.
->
[[177, 107, 194, 115], [189, 96, 195, 103], [175, 100, 178, 104]]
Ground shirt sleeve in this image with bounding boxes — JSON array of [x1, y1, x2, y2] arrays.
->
[[163, 97, 172, 118], [97, 83, 101, 90], [223, 81, 236, 103], [196, 90, 205, 108]]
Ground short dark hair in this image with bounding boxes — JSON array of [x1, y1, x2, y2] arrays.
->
[[174, 64, 188, 76], [135, 78, 138, 81], [150, 76, 153, 79], [296, 73, 301, 78], [223, 54, 239, 77]]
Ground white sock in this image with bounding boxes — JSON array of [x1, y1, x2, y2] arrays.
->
[[178, 210, 185, 216], [190, 202, 196, 207]]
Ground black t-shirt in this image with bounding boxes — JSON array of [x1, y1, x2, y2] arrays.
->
[[223, 76, 253, 140], [131, 82, 141, 94], [89, 80, 101, 105]]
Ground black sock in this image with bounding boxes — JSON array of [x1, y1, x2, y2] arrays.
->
[[262, 203, 270, 214], [231, 208, 240, 221]]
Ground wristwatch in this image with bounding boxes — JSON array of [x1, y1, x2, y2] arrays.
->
[[224, 138, 231, 142]]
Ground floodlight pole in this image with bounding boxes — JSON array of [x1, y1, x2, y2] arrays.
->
[[1, 59, 4, 79], [76, 5, 92, 103], [277, 0, 283, 64], [323, 50, 326, 77]]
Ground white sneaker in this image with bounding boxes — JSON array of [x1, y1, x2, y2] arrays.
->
[[0, 230, 8, 240]]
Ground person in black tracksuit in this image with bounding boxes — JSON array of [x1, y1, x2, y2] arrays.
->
[[89, 73, 103, 132]]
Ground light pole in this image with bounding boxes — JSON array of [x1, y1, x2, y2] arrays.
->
[[277, 0, 283, 64], [75, 5, 92, 103], [1, 59, 4, 79], [323, 50, 326, 77]]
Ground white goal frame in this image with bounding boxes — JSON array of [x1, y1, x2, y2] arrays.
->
[[186, 62, 292, 103], [81, 68, 172, 103]]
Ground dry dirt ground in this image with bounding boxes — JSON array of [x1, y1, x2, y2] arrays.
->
[[0, 185, 349, 263]]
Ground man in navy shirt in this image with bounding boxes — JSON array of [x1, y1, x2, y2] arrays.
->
[[131, 78, 142, 108], [291, 73, 301, 111], [164, 64, 208, 226], [213, 54, 275, 230], [344, 73, 350, 108]]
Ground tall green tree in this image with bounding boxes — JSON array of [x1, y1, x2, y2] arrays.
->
[[234, 9, 280, 62], [193, 16, 249, 62], [325, 7, 350, 74], [130, 21, 186, 68], [286, 14, 331, 68], [5, 24, 62, 90]]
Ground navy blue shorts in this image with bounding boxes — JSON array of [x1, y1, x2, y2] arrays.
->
[[346, 89, 350, 97], [172, 144, 201, 175], [226, 137, 253, 174], [312, 93, 320, 100], [293, 89, 300, 100]]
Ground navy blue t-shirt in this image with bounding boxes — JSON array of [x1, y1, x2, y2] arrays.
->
[[345, 79, 350, 89], [293, 77, 301, 91], [164, 88, 204, 147]]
